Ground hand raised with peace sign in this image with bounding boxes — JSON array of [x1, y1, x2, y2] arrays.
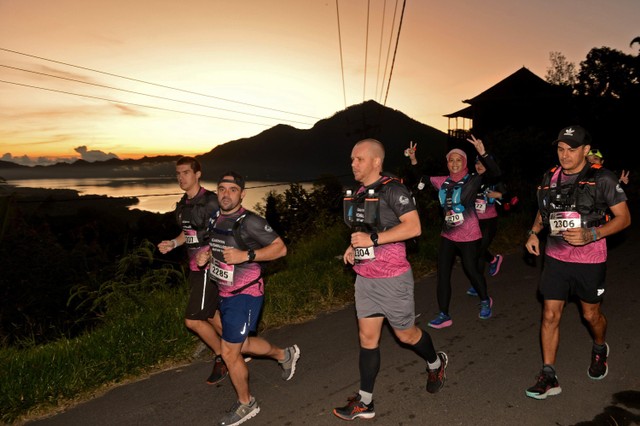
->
[[405, 141, 418, 165], [619, 170, 630, 185], [466, 134, 486, 157]]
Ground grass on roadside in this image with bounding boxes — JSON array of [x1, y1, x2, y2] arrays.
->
[[0, 289, 195, 424]]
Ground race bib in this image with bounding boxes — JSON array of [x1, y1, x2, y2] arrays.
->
[[354, 246, 375, 261], [184, 229, 199, 245], [445, 210, 464, 227], [209, 258, 234, 286], [549, 211, 582, 236], [475, 198, 487, 214]]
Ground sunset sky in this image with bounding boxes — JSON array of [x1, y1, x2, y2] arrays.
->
[[1, 0, 638, 166]]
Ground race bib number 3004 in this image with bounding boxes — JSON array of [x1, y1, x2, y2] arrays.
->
[[549, 211, 582, 236], [354, 246, 375, 261]]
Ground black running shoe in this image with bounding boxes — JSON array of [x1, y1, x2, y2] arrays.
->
[[207, 355, 229, 385], [333, 393, 375, 420], [525, 371, 562, 400], [588, 343, 609, 380], [426, 351, 448, 393]]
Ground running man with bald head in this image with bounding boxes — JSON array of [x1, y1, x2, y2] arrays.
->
[[333, 139, 448, 421]]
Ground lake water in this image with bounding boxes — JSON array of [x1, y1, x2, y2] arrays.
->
[[6, 177, 307, 213]]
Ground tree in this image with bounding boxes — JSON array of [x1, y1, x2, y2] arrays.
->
[[631, 36, 640, 53], [575, 47, 638, 99], [545, 51, 577, 87]]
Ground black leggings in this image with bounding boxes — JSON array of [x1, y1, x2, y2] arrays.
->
[[437, 237, 488, 314], [478, 217, 498, 274]]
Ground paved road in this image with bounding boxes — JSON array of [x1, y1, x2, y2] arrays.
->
[[27, 225, 640, 426]]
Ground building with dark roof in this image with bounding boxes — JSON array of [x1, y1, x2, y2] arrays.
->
[[445, 67, 574, 145]]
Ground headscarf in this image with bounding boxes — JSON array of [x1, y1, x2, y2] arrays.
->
[[446, 149, 468, 181]]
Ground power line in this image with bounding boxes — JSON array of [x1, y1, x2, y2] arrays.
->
[[335, 0, 347, 109], [0, 64, 313, 126], [0, 47, 321, 120], [383, 0, 406, 105], [375, 0, 388, 100], [380, 0, 399, 102], [0, 79, 278, 127], [363, 0, 371, 102]]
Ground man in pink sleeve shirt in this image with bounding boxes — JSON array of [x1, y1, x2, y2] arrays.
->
[[524, 125, 631, 400]]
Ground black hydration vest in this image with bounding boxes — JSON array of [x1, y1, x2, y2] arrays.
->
[[343, 175, 401, 232], [537, 163, 608, 228], [175, 189, 218, 248], [208, 209, 262, 294]]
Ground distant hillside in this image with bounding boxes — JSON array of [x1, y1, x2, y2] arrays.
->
[[0, 160, 26, 169], [0, 156, 182, 180], [0, 101, 447, 182], [197, 100, 447, 181]]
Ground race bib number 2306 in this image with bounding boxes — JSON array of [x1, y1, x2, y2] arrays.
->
[[549, 211, 582, 236]]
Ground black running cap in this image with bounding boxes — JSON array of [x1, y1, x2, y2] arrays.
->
[[218, 171, 245, 190], [553, 125, 592, 148]]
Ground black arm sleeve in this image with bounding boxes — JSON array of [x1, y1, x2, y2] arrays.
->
[[477, 153, 501, 179]]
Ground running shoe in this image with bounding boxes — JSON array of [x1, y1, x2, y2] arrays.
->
[[279, 344, 301, 381], [525, 371, 562, 400], [333, 393, 375, 420], [428, 312, 452, 329], [488, 254, 503, 276], [466, 287, 478, 297], [207, 355, 229, 385], [587, 343, 609, 380], [426, 351, 449, 394], [479, 297, 493, 319], [218, 397, 260, 426]]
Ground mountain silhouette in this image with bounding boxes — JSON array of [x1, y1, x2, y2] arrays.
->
[[1, 101, 447, 182]]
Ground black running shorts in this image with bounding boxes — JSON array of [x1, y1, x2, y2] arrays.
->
[[540, 255, 607, 303], [185, 269, 220, 320]]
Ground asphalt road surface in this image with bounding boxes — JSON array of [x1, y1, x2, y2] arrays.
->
[[26, 225, 640, 426]]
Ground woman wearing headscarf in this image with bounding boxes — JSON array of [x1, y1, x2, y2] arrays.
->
[[406, 136, 500, 328]]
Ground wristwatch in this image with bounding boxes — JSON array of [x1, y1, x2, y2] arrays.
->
[[370, 233, 379, 247], [247, 249, 256, 262], [527, 229, 538, 237]]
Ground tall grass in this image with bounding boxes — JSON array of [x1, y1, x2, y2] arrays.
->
[[261, 223, 356, 328]]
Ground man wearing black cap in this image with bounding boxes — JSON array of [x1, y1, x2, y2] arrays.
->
[[524, 125, 631, 400], [196, 171, 300, 426]]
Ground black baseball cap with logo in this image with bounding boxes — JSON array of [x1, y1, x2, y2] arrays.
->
[[553, 125, 592, 148]]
